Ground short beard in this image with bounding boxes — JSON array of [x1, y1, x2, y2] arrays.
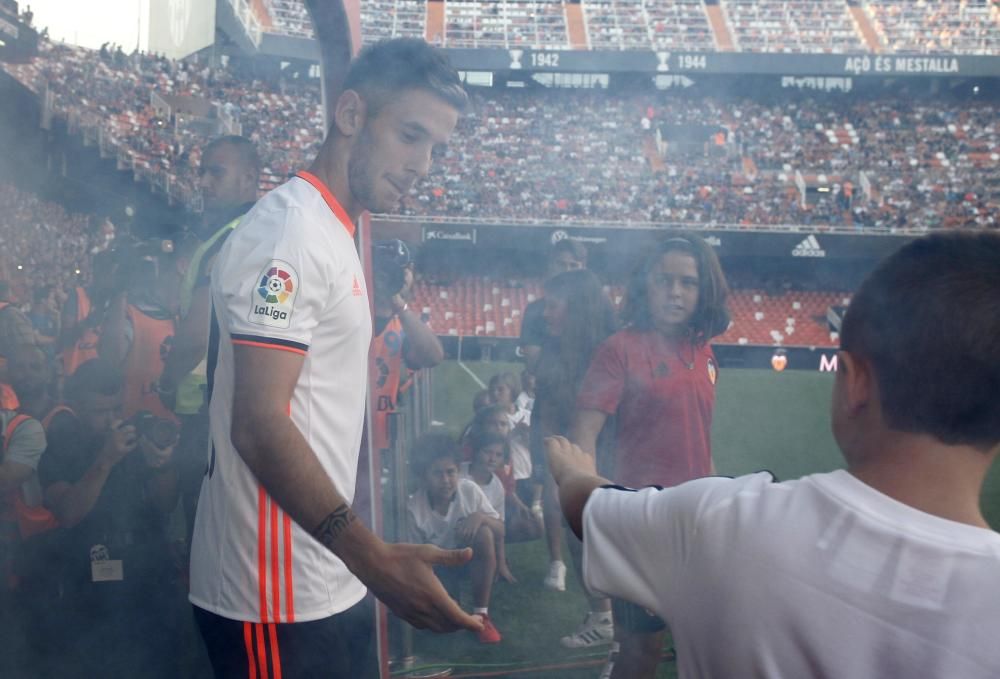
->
[[346, 124, 382, 213]]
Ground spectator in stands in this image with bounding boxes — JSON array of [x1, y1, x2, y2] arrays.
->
[[571, 233, 730, 679], [157, 135, 259, 550], [530, 269, 617, 647], [0, 281, 36, 360], [27, 285, 60, 353], [11, 36, 1000, 232], [38, 358, 180, 678], [408, 433, 505, 644], [547, 230, 1000, 679]]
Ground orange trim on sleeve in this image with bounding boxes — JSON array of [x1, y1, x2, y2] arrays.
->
[[295, 171, 357, 238], [233, 339, 308, 356], [243, 622, 258, 679]]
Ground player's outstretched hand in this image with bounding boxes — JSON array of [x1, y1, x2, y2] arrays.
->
[[363, 542, 485, 634], [544, 436, 596, 485]]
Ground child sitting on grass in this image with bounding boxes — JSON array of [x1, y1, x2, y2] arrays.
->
[[462, 404, 543, 544], [407, 433, 505, 644], [461, 431, 516, 583]]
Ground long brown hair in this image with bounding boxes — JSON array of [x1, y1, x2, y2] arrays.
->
[[535, 269, 618, 429], [621, 232, 730, 344]]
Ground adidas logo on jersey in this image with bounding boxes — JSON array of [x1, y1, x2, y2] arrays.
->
[[352, 275, 363, 297], [791, 235, 826, 258]]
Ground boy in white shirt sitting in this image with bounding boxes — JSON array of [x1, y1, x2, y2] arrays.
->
[[461, 431, 515, 583], [408, 433, 506, 644]]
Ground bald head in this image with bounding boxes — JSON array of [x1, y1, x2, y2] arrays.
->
[[199, 136, 260, 215], [7, 344, 50, 401]]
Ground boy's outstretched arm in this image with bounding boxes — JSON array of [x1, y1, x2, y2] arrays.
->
[[545, 436, 612, 539]]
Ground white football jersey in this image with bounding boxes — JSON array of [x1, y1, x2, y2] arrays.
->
[[190, 172, 372, 623]]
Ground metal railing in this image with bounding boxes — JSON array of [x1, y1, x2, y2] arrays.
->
[[228, 0, 263, 47]]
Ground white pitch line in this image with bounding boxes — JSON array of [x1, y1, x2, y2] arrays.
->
[[457, 360, 487, 390]]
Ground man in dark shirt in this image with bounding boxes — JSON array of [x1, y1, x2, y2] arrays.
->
[[519, 240, 589, 373], [518, 239, 590, 595], [38, 358, 180, 679]]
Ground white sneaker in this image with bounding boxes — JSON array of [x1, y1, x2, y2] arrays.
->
[[598, 643, 620, 679], [560, 612, 614, 649], [543, 560, 566, 592]]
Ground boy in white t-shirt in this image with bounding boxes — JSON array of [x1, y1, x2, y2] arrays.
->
[[548, 232, 1000, 679], [515, 369, 535, 415], [408, 434, 505, 644]]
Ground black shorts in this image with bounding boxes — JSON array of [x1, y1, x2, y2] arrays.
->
[[612, 598, 667, 634], [194, 598, 375, 679]]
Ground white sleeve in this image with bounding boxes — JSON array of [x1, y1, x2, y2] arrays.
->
[[407, 498, 427, 544], [495, 483, 506, 520], [582, 474, 771, 618], [462, 479, 500, 520], [214, 207, 333, 355]]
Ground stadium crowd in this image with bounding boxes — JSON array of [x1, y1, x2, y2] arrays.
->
[[277, 0, 1000, 55], [0, 184, 103, 301], [4, 38, 998, 230]]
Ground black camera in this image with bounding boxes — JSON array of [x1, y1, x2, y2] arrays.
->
[[122, 410, 180, 450], [373, 239, 412, 299], [109, 237, 175, 291]]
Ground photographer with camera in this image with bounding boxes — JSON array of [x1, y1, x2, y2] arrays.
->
[[356, 240, 444, 528], [98, 237, 180, 425], [371, 239, 444, 452], [38, 358, 181, 678]]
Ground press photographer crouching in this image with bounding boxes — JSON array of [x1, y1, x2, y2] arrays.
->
[[38, 358, 182, 678]]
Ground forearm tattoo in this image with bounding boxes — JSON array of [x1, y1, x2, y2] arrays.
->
[[313, 504, 356, 548]]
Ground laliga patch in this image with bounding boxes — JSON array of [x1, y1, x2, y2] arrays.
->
[[707, 358, 718, 385], [248, 260, 299, 329]]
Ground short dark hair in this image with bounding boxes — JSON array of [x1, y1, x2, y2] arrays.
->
[[469, 430, 509, 460], [343, 38, 467, 119], [467, 404, 511, 443], [411, 432, 461, 478], [65, 359, 123, 402], [202, 135, 260, 177], [621, 233, 730, 344], [551, 239, 588, 266], [841, 232, 1000, 449]]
